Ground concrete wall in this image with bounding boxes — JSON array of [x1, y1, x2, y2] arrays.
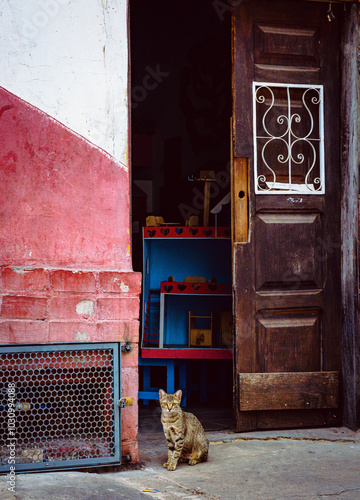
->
[[0, 87, 131, 271], [0, 1, 141, 462], [0, 0, 128, 162]]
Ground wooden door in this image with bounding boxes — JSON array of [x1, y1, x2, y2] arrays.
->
[[232, 0, 342, 431]]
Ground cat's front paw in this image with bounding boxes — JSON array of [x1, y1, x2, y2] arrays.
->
[[188, 459, 199, 466], [167, 463, 177, 471], [162, 462, 169, 469]]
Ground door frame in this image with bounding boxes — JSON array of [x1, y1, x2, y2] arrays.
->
[[339, 2, 359, 431], [127, 0, 359, 429]]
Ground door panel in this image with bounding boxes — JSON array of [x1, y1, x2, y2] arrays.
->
[[254, 24, 320, 67], [232, 1, 341, 431], [254, 22, 321, 83], [256, 309, 321, 373], [255, 212, 323, 291]]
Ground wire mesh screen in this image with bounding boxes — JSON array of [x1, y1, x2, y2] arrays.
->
[[0, 343, 121, 473]]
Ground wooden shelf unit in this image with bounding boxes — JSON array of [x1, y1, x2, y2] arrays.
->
[[141, 227, 232, 352]]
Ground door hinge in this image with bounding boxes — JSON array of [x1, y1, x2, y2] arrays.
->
[[117, 397, 133, 408]]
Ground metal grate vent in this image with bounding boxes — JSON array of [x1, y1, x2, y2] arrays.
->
[[0, 343, 121, 473]]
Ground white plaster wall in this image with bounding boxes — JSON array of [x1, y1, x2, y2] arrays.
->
[[0, 0, 129, 165]]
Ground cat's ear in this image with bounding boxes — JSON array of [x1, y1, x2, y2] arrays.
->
[[159, 389, 166, 399], [175, 390, 182, 401]]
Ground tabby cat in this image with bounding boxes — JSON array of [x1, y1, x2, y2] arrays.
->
[[159, 389, 209, 471]]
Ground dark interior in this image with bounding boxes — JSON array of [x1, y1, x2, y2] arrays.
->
[[130, 0, 233, 411], [130, 0, 232, 271]]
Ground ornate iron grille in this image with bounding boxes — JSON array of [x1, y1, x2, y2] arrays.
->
[[253, 83, 325, 194], [0, 343, 121, 473]]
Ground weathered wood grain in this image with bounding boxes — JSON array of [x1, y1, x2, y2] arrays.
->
[[340, 2, 360, 430], [239, 372, 339, 411], [231, 157, 249, 243], [232, 0, 343, 431]]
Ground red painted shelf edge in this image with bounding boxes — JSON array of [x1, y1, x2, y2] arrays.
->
[[160, 281, 232, 294], [143, 226, 231, 239], [140, 348, 233, 359]]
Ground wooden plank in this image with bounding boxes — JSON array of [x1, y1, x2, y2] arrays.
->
[[232, 0, 257, 432], [320, 0, 342, 382], [231, 157, 249, 243], [239, 372, 339, 411], [340, 2, 360, 431]]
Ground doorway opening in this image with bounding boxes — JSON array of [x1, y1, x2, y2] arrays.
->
[[130, 0, 233, 424]]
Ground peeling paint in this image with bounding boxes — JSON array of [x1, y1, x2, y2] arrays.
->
[[287, 197, 303, 204], [1, 1, 129, 163], [113, 277, 130, 292], [75, 331, 90, 341], [120, 281, 130, 292], [11, 267, 34, 274], [76, 300, 94, 316]]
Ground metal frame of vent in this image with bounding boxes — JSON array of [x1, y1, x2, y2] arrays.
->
[[0, 342, 121, 473], [253, 82, 325, 194]]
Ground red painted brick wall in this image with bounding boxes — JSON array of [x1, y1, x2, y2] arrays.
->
[[0, 87, 141, 463], [0, 86, 132, 270]]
